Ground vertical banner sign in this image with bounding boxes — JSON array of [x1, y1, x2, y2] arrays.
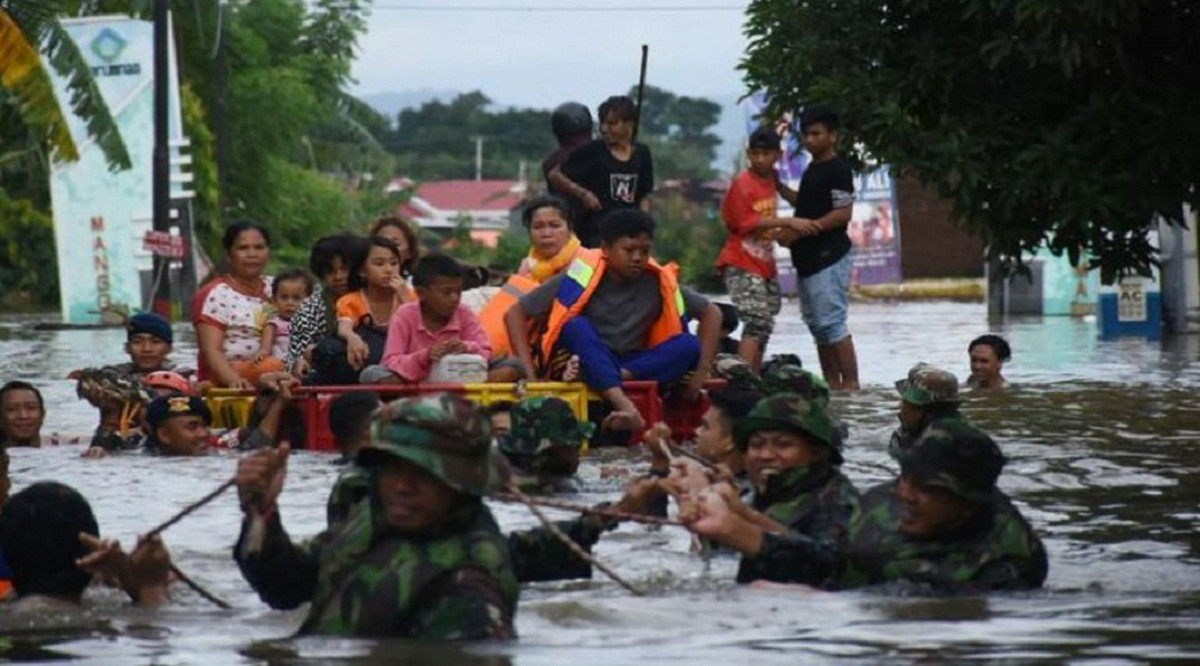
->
[[46, 17, 180, 324], [741, 94, 903, 288], [848, 169, 903, 285]]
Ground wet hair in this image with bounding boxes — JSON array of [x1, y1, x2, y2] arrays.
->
[[329, 392, 381, 453], [272, 268, 314, 297], [598, 209, 655, 245], [0, 380, 44, 415], [222, 219, 272, 252], [598, 95, 638, 124], [347, 236, 404, 291], [716, 303, 740, 335], [309, 233, 360, 280], [708, 386, 764, 434], [412, 253, 465, 288], [800, 107, 839, 133], [969, 334, 1012, 362], [0, 482, 98, 600], [521, 194, 574, 231], [485, 401, 515, 417], [368, 217, 419, 276]]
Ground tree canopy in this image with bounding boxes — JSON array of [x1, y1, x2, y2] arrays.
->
[[741, 0, 1200, 279], [383, 86, 724, 183]]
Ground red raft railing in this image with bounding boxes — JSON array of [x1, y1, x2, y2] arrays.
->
[[205, 379, 726, 452]]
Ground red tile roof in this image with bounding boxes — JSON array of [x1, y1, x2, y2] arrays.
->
[[406, 180, 524, 214]]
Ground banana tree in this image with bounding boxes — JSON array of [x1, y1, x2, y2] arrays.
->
[[0, 0, 130, 170]]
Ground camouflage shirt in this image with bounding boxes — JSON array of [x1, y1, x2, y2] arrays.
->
[[736, 463, 860, 586], [837, 480, 1048, 592], [235, 498, 519, 639], [325, 466, 603, 585], [887, 412, 971, 462]]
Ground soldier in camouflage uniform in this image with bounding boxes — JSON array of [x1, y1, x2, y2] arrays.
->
[[234, 393, 519, 639], [498, 396, 594, 495], [838, 418, 1047, 592], [890, 362, 969, 460], [681, 393, 859, 586], [318, 398, 659, 586]]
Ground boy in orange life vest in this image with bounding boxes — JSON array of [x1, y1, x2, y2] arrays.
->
[[505, 209, 722, 431]]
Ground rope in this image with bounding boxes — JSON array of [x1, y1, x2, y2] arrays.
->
[[502, 488, 646, 596], [169, 563, 232, 609], [492, 492, 684, 527], [144, 477, 237, 539]]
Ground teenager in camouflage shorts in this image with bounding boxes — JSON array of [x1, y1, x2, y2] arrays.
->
[[724, 268, 783, 349]]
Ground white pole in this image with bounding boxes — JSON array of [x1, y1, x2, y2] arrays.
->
[[473, 136, 484, 181]]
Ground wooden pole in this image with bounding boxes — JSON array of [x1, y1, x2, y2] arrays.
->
[[633, 44, 649, 142]]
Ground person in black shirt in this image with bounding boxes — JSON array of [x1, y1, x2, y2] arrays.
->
[[542, 101, 594, 194], [775, 108, 859, 390], [549, 95, 654, 247]]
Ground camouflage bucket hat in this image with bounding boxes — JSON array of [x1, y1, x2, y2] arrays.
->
[[501, 396, 595, 458], [356, 393, 507, 497], [895, 362, 961, 406], [712, 353, 764, 392], [733, 393, 842, 464], [762, 363, 831, 405], [899, 418, 1006, 503]]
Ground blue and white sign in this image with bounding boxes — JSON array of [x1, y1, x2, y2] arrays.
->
[[46, 16, 184, 323]]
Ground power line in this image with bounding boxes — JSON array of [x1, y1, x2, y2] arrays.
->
[[370, 4, 745, 12]]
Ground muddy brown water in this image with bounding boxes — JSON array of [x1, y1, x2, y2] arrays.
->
[[1, 301, 1198, 664]]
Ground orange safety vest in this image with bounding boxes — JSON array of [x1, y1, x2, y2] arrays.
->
[[478, 274, 541, 357], [540, 248, 687, 361]]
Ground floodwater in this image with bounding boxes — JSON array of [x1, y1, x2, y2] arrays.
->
[[2, 300, 1199, 665]]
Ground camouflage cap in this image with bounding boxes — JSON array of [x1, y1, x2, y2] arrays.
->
[[899, 418, 1005, 503], [712, 353, 764, 392], [356, 393, 507, 497], [733, 393, 842, 464], [762, 363, 831, 405], [895, 362, 961, 406], [500, 396, 595, 459]]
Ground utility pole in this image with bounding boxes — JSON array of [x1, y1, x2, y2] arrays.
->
[[151, 0, 171, 317], [472, 136, 484, 181], [215, 0, 230, 220]]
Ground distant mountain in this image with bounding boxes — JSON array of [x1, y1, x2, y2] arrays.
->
[[359, 89, 460, 120]]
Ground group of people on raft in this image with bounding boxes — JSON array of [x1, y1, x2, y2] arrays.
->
[[0, 96, 1031, 637]]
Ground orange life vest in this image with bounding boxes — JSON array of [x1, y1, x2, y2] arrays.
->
[[540, 248, 687, 361], [478, 274, 541, 357]]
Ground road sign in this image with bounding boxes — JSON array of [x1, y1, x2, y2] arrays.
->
[[143, 230, 186, 258]]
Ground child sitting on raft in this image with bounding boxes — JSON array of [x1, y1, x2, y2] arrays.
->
[[256, 269, 312, 366], [505, 209, 722, 430], [337, 236, 415, 377], [361, 253, 511, 384]]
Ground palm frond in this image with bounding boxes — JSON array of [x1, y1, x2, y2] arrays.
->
[[42, 18, 131, 170], [0, 9, 79, 161]]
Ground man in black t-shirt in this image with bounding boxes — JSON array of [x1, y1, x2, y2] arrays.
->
[[776, 108, 859, 390], [549, 95, 654, 247]]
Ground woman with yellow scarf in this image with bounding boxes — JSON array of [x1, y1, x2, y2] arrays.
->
[[479, 196, 583, 378], [517, 196, 583, 283]]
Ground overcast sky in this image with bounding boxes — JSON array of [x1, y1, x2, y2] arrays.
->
[[348, 1, 753, 109]]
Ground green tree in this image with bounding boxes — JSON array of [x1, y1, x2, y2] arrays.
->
[[0, 0, 131, 171], [627, 84, 720, 181], [0, 190, 58, 308], [742, 0, 1200, 278], [388, 92, 553, 181]]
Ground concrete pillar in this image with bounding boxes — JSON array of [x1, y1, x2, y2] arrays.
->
[[1160, 204, 1200, 333]]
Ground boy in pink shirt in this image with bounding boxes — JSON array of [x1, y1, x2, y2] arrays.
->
[[361, 254, 494, 383]]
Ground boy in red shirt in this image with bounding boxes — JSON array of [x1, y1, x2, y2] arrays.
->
[[716, 126, 803, 371]]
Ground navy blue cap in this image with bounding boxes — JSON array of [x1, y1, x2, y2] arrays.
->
[[145, 395, 211, 429], [128, 312, 173, 344]]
